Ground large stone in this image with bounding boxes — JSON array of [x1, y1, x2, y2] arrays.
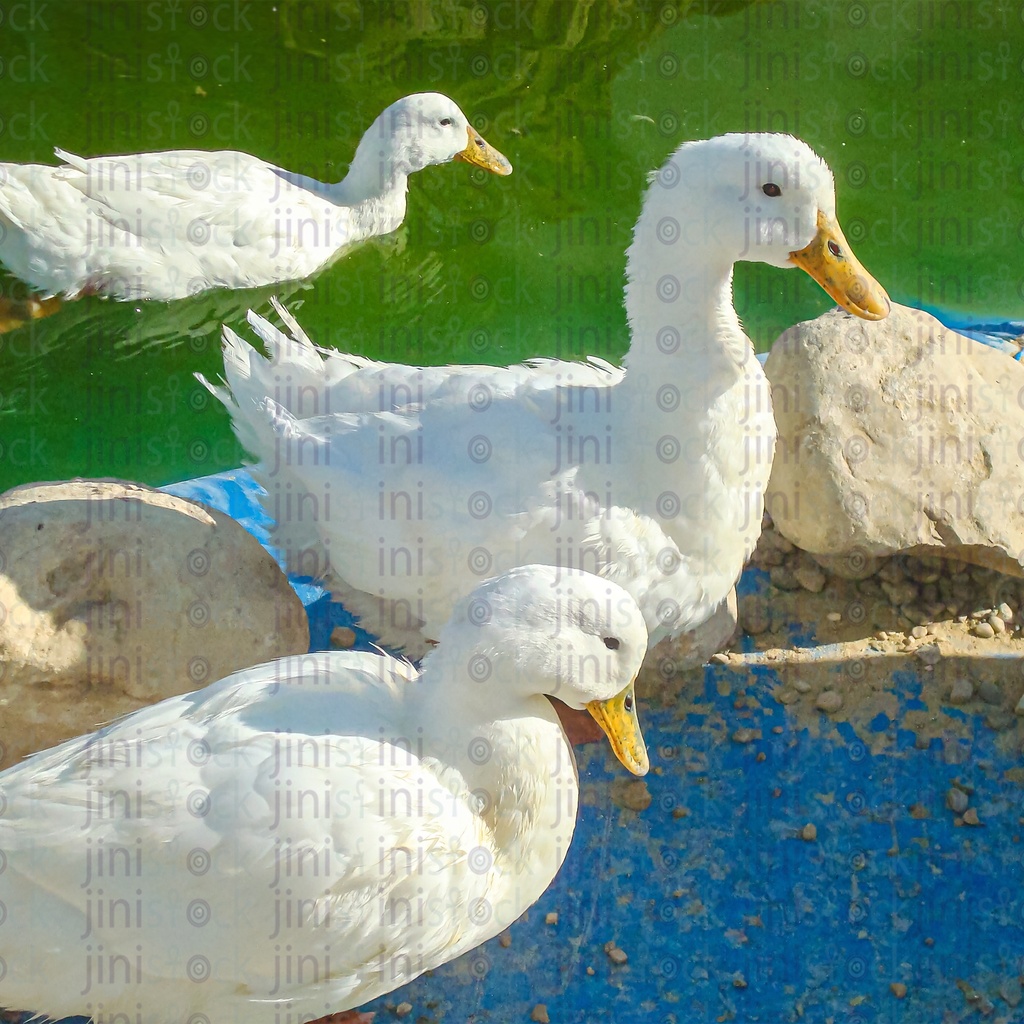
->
[[764, 304, 1024, 578], [0, 479, 308, 768]]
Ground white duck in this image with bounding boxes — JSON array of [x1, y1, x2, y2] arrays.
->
[[0, 565, 647, 1023], [0, 92, 511, 302], [204, 132, 890, 654]]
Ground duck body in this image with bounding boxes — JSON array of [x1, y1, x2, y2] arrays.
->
[[208, 132, 890, 654], [0, 566, 648, 1021], [0, 93, 511, 301]]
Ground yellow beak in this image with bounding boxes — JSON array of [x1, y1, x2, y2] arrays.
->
[[789, 210, 890, 321], [454, 125, 513, 176], [587, 678, 649, 776]]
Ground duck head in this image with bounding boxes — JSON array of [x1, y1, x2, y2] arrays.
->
[[436, 565, 650, 776], [645, 132, 890, 320], [366, 92, 513, 178]]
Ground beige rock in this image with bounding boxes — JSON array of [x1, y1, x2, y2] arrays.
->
[[765, 304, 1024, 577], [0, 479, 309, 767]]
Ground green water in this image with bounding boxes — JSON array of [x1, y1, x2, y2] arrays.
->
[[1, 0, 1020, 493]]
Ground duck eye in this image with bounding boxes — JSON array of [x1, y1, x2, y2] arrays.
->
[[762, 182, 782, 197], [603, 637, 620, 650], [439, 117, 454, 127], [828, 240, 843, 258], [624, 694, 634, 712]]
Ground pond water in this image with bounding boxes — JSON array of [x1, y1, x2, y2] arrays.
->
[[0, 0, 1021, 494]]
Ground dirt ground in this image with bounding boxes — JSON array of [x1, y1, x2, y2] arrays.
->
[[644, 518, 1024, 769]]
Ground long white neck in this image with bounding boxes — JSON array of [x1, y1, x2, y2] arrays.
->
[[621, 198, 754, 396], [273, 132, 411, 237], [333, 130, 411, 205], [597, 181, 775, 638]]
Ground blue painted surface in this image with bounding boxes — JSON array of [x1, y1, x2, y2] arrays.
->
[[154, 441, 1024, 1023]]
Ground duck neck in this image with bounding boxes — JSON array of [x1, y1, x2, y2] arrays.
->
[[419, 649, 576, 878], [621, 227, 752, 399], [329, 134, 411, 231]]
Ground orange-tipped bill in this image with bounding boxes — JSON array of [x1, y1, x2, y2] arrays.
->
[[587, 679, 649, 776], [790, 210, 890, 320], [454, 125, 513, 176]]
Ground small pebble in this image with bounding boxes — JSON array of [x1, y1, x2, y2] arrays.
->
[[395, 1003, 413, 1018], [854, 577, 882, 597], [877, 562, 903, 585], [916, 643, 941, 666], [800, 823, 818, 841], [957, 978, 995, 1014], [985, 710, 1015, 732], [826, 611, 842, 623], [545, 912, 558, 926], [756, 751, 766, 762], [330, 626, 357, 649], [910, 625, 928, 640], [972, 621, 995, 639], [611, 778, 652, 812], [882, 580, 918, 607], [732, 973, 748, 989], [946, 788, 969, 814], [905, 557, 942, 584], [998, 602, 1014, 623], [498, 930, 512, 948], [998, 976, 1022, 1007], [977, 679, 1001, 705], [711, 652, 729, 664], [793, 562, 827, 593], [530, 1004, 550, 1024], [776, 689, 799, 705], [962, 807, 981, 826], [815, 690, 843, 714], [890, 982, 907, 999], [586, 966, 595, 976], [909, 803, 929, 819], [771, 725, 784, 734], [902, 604, 930, 625], [948, 678, 974, 705], [793, 679, 812, 694], [989, 614, 1006, 634], [769, 565, 802, 591], [732, 728, 758, 744], [604, 942, 628, 965]]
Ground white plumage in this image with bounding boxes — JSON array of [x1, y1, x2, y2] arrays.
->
[[204, 132, 890, 654], [0, 92, 511, 301], [0, 565, 647, 1021]]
